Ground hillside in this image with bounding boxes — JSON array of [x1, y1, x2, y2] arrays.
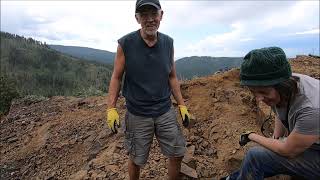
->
[[0, 55, 319, 179], [50, 45, 243, 80], [49, 45, 115, 64], [0, 32, 113, 97], [175, 56, 243, 80]]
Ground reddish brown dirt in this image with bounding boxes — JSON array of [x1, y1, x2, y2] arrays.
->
[[1, 55, 319, 179]]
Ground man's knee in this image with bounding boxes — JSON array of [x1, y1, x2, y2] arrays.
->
[[130, 155, 148, 167], [169, 156, 183, 163], [129, 158, 141, 168], [245, 146, 272, 164]]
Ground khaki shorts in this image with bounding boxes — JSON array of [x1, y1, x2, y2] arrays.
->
[[124, 107, 186, 166]]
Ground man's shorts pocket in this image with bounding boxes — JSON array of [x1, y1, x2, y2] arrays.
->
[[124, 131, 135, 155]]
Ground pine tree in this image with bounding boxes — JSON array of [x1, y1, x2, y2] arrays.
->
[[0, 75, 19, 115]]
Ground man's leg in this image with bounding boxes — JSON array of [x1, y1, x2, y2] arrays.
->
[[154, 107, 187, 180], [124, 111, 154, 180], [128, 159, 140, 180], [228, 146, 320, 180], [168, 156, 183, 180]]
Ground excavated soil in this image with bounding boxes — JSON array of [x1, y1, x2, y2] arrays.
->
[[1, 55, 319, 179]]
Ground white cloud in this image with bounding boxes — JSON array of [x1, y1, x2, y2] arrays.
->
[[183, 21, 251, 56], [1, 1, 139, 51], [179, 0, 319, 57], [294, 29, 319, 35], [1, 0, 319, 57]]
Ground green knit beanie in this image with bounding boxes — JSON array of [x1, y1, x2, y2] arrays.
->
[[240, 47, 292, 86]]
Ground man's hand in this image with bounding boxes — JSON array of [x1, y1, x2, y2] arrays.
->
[[106, 108, 120, 133], [239, 131, 255, 146], [178, 105, 191, 128]]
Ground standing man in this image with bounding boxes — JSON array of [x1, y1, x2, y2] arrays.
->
[[222, 47, 320, 180], [106, 0, 190, 179]]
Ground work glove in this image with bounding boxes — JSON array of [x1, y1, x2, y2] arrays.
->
[[239, 131, 255, 146], [106, 108, 120, 133], [178, 105, 191, 128]]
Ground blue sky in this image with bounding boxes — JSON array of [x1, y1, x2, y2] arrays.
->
[[1, 0, 319, 58]]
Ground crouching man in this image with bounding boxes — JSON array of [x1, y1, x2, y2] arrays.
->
[[223, 47, 320, 180]]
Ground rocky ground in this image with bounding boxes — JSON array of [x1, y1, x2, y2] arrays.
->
[[1, 55, 319, 179]]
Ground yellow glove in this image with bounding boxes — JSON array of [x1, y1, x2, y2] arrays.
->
[[178, 105, 191, 127], [106, 108, 120, 133]]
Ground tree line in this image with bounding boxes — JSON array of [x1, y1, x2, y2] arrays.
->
[[0, 31, 113, 114]]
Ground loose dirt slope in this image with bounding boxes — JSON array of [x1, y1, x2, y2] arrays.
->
[[1, 55, 319, 179]]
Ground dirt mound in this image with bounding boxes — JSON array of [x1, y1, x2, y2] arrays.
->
[[1, 55, 319, 179]]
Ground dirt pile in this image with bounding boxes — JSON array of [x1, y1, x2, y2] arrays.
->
[[1, 55, 319, 179]]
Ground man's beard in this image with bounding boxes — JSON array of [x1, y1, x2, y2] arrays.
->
[[145, 30, 157, 36]]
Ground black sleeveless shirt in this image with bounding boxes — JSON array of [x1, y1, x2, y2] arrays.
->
[[118, 30, 173, 117]]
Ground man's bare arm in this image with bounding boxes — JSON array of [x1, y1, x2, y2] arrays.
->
[[169, 48, 185, 105], [273, 117, 287, 138], [107, 44, 125, 109]]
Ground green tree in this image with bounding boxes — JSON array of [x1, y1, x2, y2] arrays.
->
[[0, 75, 19, 115]]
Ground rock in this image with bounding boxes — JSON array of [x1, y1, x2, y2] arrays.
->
[[8, 137, 18, 143], [97, 165, 105, 170], [183, 129, 189, 136], [183, 145, 195, 163], [202, 140, 209, 148], [45, 172, 56, 180], [69, 139, 77, 145], [240, 109, 248, 116], [226, 130, 232, 136], [186, 141, 192, 146], [36, 160, 42, 165], [202, 170, 210, 177], [68, 170, 88, 179], [35, 117, 41, 122], [87, 104, 94, 108], [77, 101, 87, 107], [213, 136, 219, 142], [197, 128, 202, 133], [115, 143, 123, 149], [210, 127, 219, 136], [88, 142, 102, 160], [190, 135, 200, 142], [196, 137, 203, 144], [154, 155, 160, 162], [180, 163, 198, 178], [106, 165, 119, 173], [97, 172, 107, 178], [112, 153, 120, 159], [205, 148, 216, 156]]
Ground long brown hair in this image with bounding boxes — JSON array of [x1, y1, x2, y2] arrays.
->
[[273, 76, 299, 106]]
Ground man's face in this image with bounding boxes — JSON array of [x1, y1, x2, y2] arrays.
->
[[135, 5, 163, 36], [249, 86, 281, 106]]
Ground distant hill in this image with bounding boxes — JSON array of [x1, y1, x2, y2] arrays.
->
[[49, 45, 243, 80], [0, 31, 113, 97], [49, 45, 115, 64], [175, 56, 243, 80]]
